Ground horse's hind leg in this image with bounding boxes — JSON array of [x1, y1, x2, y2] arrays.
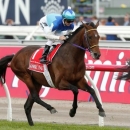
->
[[24, 81, 45, 126], [16, 73, 57, 125], [23, 74, 57, 114], [24, 94, 34, 126]]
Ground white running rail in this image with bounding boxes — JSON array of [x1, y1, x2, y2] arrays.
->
[[1, 77, 12, 121], [85, 72, 104, 127], [0, 25, 130, 41]]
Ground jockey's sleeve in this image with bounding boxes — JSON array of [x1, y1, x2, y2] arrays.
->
[[67, 30, 73, 34], [45, 32, 59, 40]]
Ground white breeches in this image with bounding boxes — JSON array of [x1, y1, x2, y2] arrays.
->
[[46, 39, 55, 46]]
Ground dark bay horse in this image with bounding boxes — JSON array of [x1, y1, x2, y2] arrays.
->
[[0, 22, 105, 126], [117, 60, 130, 80]]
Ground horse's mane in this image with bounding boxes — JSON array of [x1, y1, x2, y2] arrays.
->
[[73, 22, 96, 35], [66, 22, 96, 41]]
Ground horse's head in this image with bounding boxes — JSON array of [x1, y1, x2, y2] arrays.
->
[[82, 21, 101, 59]]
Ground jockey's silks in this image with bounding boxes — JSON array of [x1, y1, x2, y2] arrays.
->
[[46, 13, 74, 32]]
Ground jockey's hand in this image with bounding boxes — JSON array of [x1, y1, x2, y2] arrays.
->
[[59, 35, 66, 41]]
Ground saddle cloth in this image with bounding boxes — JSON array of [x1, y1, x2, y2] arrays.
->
[[28, 44, 61, 73]]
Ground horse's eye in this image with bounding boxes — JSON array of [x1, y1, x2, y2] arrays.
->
[[88, 36, 92, 39]]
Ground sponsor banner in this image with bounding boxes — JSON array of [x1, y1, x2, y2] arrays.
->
[[0, 0, 67, 25], [0, 46, 130, 103]]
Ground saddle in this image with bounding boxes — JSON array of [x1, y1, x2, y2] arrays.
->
[[28, 44, 61, 73]]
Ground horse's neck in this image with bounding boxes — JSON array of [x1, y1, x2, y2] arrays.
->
[[70, 28, 85, 55], [60, 29, 85, 62]]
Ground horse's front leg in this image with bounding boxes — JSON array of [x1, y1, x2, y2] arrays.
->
[[86, 84, 106, 117], [58, 80, 79, 117], [69, 85, 79, 117], [78, 78, 106, 117]]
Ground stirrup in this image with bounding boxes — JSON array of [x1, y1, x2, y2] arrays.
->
[[40, 59, 47, 64], [40, 59, 50, 64]]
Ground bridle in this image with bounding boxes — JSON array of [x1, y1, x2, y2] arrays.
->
[[72, 28, 98, 52], [84, 28, 98, 51]]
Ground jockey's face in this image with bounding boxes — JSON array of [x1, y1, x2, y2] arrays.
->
[[64, 19, 74, 26]]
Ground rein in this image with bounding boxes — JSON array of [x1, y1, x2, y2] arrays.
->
[[72, 43, 89, 51]]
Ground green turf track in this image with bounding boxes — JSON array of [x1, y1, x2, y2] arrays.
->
[[0, 120, 130, 130]]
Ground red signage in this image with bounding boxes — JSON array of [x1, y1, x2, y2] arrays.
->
[[0, 46, 130, 103]]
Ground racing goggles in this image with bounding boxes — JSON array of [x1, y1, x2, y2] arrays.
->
[[66, 19, 74, 23]]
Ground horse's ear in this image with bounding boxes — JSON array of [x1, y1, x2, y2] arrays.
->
[[81, 21, 85, 26], [95, 21, 99, 28], [81, 21, 89, 29]]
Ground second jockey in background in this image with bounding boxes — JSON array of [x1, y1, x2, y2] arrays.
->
[[39, 7, 75, 64]]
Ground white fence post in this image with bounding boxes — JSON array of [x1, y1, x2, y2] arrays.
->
[[1, 77, 12, 121], [85, 72, 104, 127]]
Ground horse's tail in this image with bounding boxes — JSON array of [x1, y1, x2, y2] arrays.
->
[[117, 60, 130, 80], [0, 54, 14, 84]]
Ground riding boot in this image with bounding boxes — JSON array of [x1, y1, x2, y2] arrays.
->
[[40, 45, 50, 64]]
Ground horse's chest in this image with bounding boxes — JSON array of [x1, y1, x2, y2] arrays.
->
[[66, 72, 84, 82], [64, 66, 85, 81]]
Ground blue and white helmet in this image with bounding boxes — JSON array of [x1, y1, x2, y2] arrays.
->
[[62, 7, 75, 20]]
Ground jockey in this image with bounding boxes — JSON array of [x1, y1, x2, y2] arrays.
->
[[39, 6, 75, 64]]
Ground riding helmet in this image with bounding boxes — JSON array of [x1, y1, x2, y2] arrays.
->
[[62, 6, 76, 20]]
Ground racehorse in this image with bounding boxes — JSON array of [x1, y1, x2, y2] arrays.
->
[[117, 60, 130, 80], [0, 22, 105, 126]]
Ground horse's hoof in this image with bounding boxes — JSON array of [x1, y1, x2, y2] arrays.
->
[[29, 121, 34, 126], [69, 109, 75, 117], [50, 108, 57, 114], [99, 111, 106, 117]]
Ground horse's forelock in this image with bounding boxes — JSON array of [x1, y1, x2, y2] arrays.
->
[[86, 22, 96, 28]]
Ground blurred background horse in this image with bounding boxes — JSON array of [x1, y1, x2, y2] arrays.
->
[[117, 60, 130, 80]]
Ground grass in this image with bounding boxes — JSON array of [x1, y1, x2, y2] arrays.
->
[[0, 120, 130, 130]]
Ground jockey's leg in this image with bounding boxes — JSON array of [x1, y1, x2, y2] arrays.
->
[[39, 16, 56, 63], [40, 45, 50, 63], [40, 39, 54, 64]]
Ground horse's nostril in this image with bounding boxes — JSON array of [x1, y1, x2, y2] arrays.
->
[[94, 53, 101, 59]]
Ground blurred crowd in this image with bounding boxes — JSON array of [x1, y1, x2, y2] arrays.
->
[[2, 13, 130, 41], [73, 13, 130, 40]]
